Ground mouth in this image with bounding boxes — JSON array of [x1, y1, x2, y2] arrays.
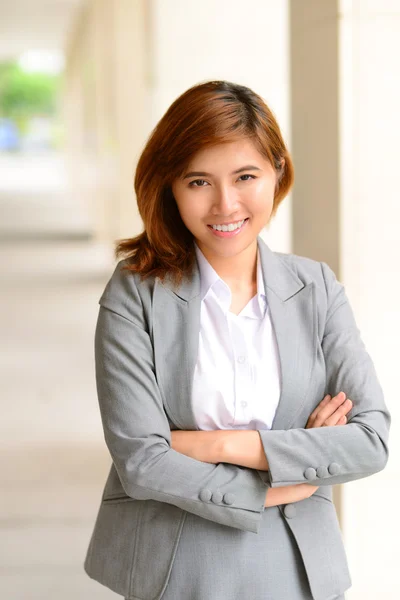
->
[[207, 217, 249, 238]]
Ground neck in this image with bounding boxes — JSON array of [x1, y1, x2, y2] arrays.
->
[[196, 239, 258, 290]]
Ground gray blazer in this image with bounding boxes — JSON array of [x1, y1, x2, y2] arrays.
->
[[84, 235, 390, 600]]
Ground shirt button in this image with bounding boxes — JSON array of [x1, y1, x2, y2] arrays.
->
[[237, 356, 246, 364], [241, 401, 247, 407]]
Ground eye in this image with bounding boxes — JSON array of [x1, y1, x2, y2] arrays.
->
[[188, 174, 256, 187], [238, 174, 256, 182], [188, 179, 209, 187]]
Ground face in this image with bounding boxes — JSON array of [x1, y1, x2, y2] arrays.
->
[[171, 137, 281, 262]]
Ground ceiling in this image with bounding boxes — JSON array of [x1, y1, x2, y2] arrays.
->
[[0, 0, 84, 60]]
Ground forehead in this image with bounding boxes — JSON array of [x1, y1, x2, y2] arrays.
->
[[187, 138, 266, 167]]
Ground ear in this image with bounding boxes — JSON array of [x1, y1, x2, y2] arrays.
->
[[275, 158, 285, 186]]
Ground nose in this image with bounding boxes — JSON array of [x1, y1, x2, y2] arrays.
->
[[211, 184, 239, 216]]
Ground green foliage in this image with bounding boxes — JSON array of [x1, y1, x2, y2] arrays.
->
[[0, 61, 61, 119]]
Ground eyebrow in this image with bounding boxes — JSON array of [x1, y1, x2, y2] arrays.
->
[[182, 165, 262, 180]]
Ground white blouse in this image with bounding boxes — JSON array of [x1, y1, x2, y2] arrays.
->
[[192, 242, 282, 431]]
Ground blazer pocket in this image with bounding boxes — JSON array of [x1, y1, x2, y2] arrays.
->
[[279, 496, 352, 600], [101, 493, 135, 504], [130, 500, 187, 600], [311, 486, 333, 504], [84, 497, 186, 600]]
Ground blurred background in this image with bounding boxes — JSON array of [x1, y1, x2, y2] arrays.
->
[[0, 1, 398, 599]]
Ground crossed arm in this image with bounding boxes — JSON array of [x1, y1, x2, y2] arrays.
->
[[171, 428, 268, 468], [171, 392, 353, 507]]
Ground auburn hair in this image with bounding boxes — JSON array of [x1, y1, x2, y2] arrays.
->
[[115, 80, 294, 288]]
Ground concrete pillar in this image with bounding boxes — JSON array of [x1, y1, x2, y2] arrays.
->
[[64, 0, 148, 244], [290, 1, 398, 597], [62, 3, 91, 236], [111, 0, 148, 241], [290, 0, 340, 272], [90, 0, 119, 242]]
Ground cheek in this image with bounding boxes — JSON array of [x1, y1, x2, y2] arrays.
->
[[173, 191, 188, 218], [244, 185, 274, 215], [175, 199, 203, 228], [253, 177, 276, 197]]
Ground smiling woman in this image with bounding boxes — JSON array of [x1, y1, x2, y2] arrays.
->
[[171, 137, 282, 270], [84, 80, 390, 600], [113, 79, 294, 289]]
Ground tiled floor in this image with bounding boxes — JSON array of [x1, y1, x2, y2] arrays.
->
[[0, 238, 120, 599]]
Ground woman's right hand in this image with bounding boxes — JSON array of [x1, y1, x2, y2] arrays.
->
[[265, 483, 318, 507], [264, 392, 353, 508]]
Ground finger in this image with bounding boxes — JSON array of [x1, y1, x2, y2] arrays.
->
[[307, 395, 331, 424], [331, 414, 347, 427], [313, 392, 347, 427], [324, 399, 353, 426], [311, 392, 345, 422]]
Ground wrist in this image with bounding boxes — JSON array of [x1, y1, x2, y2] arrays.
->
[[213, 431, 231, 463], [218, 430, 269, 470]]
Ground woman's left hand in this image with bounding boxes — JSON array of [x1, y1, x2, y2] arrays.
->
[[170, 430, 225, 464], [306, 391, 352, 429]]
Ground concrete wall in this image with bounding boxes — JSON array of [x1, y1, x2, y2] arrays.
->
[[290, 1, 399, 597]]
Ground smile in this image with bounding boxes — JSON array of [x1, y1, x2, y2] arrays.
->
[[207, 218, 249, 238]]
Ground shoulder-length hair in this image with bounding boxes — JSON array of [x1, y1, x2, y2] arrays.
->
[[116, 80, 294, 287]]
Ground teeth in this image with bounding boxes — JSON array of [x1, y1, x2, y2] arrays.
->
[[211, 219, 245, 232]]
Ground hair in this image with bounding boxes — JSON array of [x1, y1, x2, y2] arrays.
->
[[115, 80, 294, 287]]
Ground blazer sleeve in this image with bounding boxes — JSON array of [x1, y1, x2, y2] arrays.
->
[[94, 265, 270, 534], [257, 260, 391, 487]]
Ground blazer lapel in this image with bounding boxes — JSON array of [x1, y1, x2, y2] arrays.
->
[[152, 258, 202, 431], [257, 238, 317, 430], [153, 235, 317, 432]]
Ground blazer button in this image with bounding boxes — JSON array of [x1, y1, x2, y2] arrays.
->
[[328, 462, 341, 475], [316, 466, 329, 478], [283, 504, 296, 519], [211, 490, 223, 504], [223, 493, 235, 505], [304, 467, 317, 480], [199, 488, 212, 502]]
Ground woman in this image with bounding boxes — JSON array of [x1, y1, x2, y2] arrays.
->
[[83, 80, 391, 600]]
